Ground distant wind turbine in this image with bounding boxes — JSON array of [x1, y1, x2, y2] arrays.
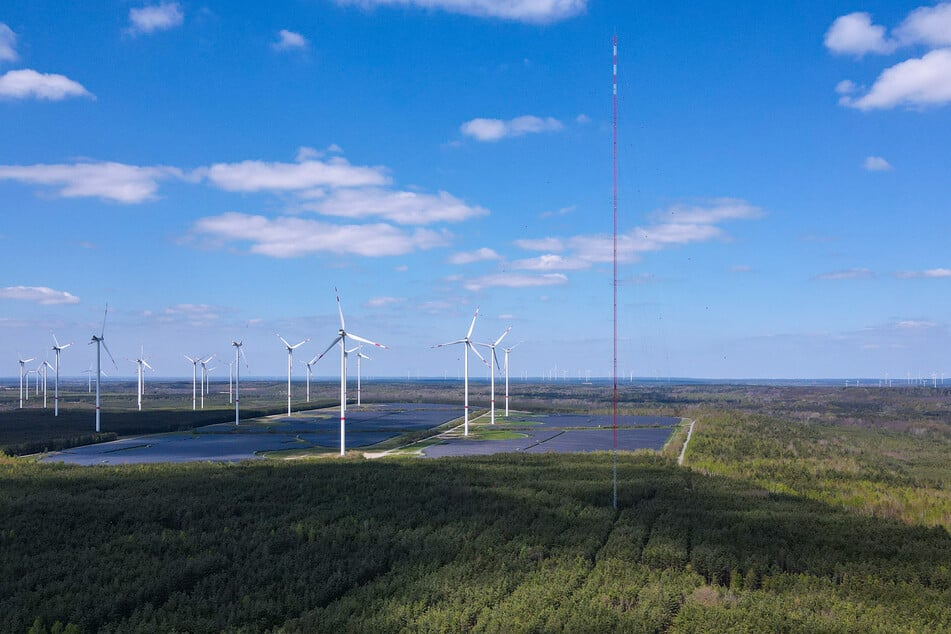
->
[[477, 327, 511, 425], [198, 354, 215, 409], [51, 332, 72, 416], [39, 360, 54, 408], [232, 340, 247, 425], [130, 347, 154, 411], [17, 354, 35, 408], [433, 307, 487, 436], [302, 353, 320, 402], [184, 355, 200, 410], [501, 341, 521, 417], [277, 334, 309, 416], [314, 288, 387, 455], [89, 305, 118, 432], [354, 347, 371, 406]]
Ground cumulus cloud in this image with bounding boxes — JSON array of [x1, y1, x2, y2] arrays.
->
[[305, 187, 488, 225], [863, 156, 893, 171], [0, 286, 80, 305], [0, 23, 17, 62], [127, 2, 184, 35], [894, 268, 951, 279], [365, 296, 406, 308], [513, 199, 762, 270], [460, 115, 563, 142], [160, 303, 222, 326], [824, 12, 896, 56], [191, 212, 450, 258], [448, 247, 501, 264], [465, 272, 568, 291], [335, 0, 587, 24], [0, 69, 93, 101], [813, 268, 875, 281], [896, 319, 937, 329], [842, 48, 951, 110], [274, 29, 308, 51], [201, 158, 389, 192], [894, 2, 951, 47], [0, 161, 183, 203], [835, 79, 858, 95]]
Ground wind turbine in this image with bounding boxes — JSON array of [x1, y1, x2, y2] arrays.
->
[[302, 353, 320, 402], [184, 355, 199, 410], [130, 347, 154, 411], [277, 334, 309, 416], [314, 288, 387, 455], [502, 342, 521, 417], [433, 307, 487, 437], [354, 347, 371, 406], [39, 360, 54, 408], [198, 354, 215, 409], [231, 341, 247, 425], [89, 305, 118, 432], [477, 327, 511, 424], [51, 333, 72, 416], [17, 354, 35, 408]]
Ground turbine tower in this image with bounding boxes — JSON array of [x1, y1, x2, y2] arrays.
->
[[314, 288, 387, 456], [232, 341, 247, 425], [502, 342, 521, 417], [184, 355, 200, 410], [40, 360, 54, 408], [89, 305, 118, 432], [354, 347, 371, 406], [302, 353, 321, 402], [198, 354, 215, 409], [17, 354, 35, 408], [477, 327, 512, 424], [433, 307, 487, 437], [277, 334, 309, 416], [131, 347, 154, 411], [51, 333, 72, 416]]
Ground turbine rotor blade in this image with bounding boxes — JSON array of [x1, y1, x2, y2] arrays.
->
[[289, 339, 308, 350], [433, 339, 465, 348], [335, 287, 345, 330], [101, 303, 109, 337], [101, 339, 118, 370], [316, 335, 343, 361], [494, 327, 512, 347], [347, 332, 387, 349], [466, 306, 480, 340], [468, 341, 487, 366], [142, 360, 154, 371]]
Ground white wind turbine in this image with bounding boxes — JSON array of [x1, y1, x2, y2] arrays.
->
[[232, 340, 247, 425], [51, 333, 72, 416], [314, 288, 387, 456], [353, 347, 371, 406], [184, 355, 200, 410], [502, 342, 521, 417], [17, 354, 35, 408], [130, 347, 154, 411], [302, 353, 320, 403], [89, 305, 118, 432], [277, 334, 309, 416], [198, 354, 215, 409], [477, 327, 511, 425], [433, 307, 487, 437], [39, 360, 54, 408]]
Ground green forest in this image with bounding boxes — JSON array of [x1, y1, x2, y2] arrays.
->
[[2, 384, 950, 632]]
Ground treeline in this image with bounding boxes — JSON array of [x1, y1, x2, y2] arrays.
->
[[2, 451, 950, 632]]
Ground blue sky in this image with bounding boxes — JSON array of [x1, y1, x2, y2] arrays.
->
[[1, 1, 950, 381]]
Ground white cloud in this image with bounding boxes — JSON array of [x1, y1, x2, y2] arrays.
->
[[514, 237, 564, 251], [274, 29, 308, 51], [161, 303, 221, 325], [0, 286, 79, 305], [306, 187, 488, 225], [842, 48, 951, 110], [365, 296, 406, 308], [895, 268, 951, 279], [894, 2, 951, 48], [201, 158, 389, 192], [127, 2, 184, 35], [511, 254, 589, 271], [835, 79, 857, 95], [460, 115, 563, 142], [575, 113, 591, 124], [647, 198, 763, 224], [335, 0, 587, 24], [191, 212, 450, 258], [295, 146, 321, 162], [0, 69, 93, 101], [0, 161, 183, 203], [863, 156, 893, 171], [0, 23, 17, 62], [449, 247, 501, 264], [814, 268, 875, 281], [465, 272, 568, 291], [824, 12, 896, 56], [896, 319, 937, 329]]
